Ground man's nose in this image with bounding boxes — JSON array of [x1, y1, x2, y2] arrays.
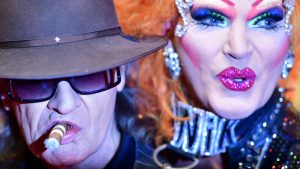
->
[[47, 81, 81, 114], [223, 21, 253, 60]]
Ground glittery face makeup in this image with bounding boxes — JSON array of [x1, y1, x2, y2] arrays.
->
[[246, 0, 283, 20], [248, 7, 284, 31], [176, 0, 289, 119], [192, 0, 237, 19], [191, 8, 231, 28]]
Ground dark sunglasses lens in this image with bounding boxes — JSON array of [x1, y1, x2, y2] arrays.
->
[[8, 67, 120, 101], [70, 69, 117, 93], [10, 80, 54, 101]]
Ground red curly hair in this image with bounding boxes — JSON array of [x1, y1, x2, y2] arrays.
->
[[114, 0, 300, 144]]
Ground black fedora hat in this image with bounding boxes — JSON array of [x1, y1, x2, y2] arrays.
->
[[0, 0, 166, 79]]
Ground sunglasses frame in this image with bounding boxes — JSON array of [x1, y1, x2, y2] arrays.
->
[[7, 67, 121, 103]]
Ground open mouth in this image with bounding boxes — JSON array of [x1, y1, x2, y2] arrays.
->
[[48, 121, 81, 145]]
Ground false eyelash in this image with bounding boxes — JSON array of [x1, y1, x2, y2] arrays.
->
[[191, 8, 229, 28], [251, 8, 283, 23], [191, 8, 227, 22], [248, 7, 284, 31]]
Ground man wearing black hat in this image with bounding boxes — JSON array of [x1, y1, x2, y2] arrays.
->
[[0, 0, 166, 168]]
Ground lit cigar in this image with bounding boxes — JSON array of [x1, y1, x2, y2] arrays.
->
[[44, 124, 68, 151]]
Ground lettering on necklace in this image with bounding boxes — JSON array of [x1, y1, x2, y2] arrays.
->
[[170, 101, 239, 157]]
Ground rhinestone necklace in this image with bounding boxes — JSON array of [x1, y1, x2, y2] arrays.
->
[[169, 95, 240, 157]]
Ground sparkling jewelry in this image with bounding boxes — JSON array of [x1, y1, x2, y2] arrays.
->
[[164, 40, 181, 79], [152, 94, 238, 168], [237, 87, 285, 168], [281, 49, 294, 79], [169, 99, 240, 157], [283, 0, 295, 35], [174, 0, 295, 36], [174, 0, 193, 37], [152, 93, 239, 168]]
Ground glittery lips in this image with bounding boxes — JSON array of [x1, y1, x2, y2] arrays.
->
[[217, 67, 256, 91]]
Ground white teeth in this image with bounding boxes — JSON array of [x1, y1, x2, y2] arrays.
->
[[234, 78, 244, 82]]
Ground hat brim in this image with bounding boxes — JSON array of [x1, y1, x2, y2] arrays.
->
[[0, 35, 167, 79]]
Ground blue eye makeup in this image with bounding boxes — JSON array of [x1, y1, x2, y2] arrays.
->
[[248, 7, 284, 31], [191, 8, 230, 28]]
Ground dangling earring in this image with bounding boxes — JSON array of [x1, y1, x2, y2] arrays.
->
[[281, 49, 294, 79], [164, 40, 181, 79], [168, 0, 193, 78]]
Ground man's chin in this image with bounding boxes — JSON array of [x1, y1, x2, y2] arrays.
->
[[41, 147, 83, 167], [212, 103, 257, 120]]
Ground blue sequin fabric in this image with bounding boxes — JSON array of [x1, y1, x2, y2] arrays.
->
[[228, 89, 300, 169]]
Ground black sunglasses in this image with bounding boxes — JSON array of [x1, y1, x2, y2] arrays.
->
[[7, 67, 121, 103]]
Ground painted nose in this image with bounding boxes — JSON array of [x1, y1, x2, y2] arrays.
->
[[47, 81, 81, 114], [223, 21, 253, 59]]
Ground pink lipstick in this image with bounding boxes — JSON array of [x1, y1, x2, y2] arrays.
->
[[217, 67, 256, 91]]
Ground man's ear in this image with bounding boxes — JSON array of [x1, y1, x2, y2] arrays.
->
[[116, 65, 126, 92]]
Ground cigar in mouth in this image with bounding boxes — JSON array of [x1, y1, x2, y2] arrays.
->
[[44, 124, 68, 151]]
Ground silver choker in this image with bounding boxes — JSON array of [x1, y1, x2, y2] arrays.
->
[[169, 101, 240, 157], [153, 100, 240, 169]]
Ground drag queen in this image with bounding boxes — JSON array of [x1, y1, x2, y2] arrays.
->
[[115, 0, 300, 168]]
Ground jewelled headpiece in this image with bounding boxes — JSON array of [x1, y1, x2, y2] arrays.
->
[[169, 100, 240, 157], [283, 0, 295, 35], [174, 0, 193, 37]]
